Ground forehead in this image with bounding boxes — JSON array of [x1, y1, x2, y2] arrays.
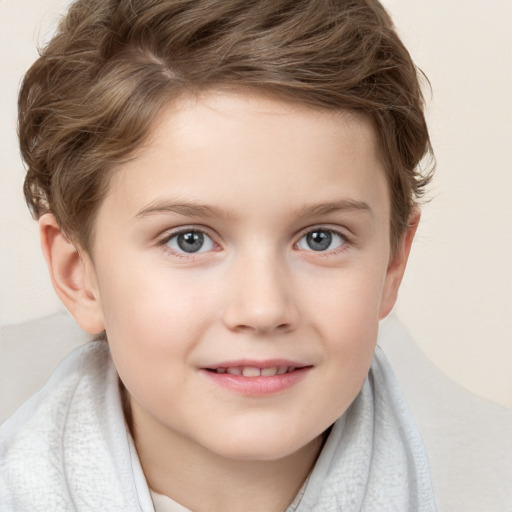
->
[[101, 89, 389, 229]]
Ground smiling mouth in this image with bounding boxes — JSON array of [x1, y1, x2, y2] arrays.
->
[[206, 366, 305, 377], [202, 364, 311, 395]]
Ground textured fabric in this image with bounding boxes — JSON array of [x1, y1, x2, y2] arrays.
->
[[378, 315, 512, 511], [293, 350, 436, 511], [0, 342, 435, 511], [0, 343, 154, 512]]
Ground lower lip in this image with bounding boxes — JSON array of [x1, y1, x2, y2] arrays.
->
[[201, 367, 311, 396]]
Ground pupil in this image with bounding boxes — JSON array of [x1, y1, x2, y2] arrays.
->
[[177, 231, 204, 253], [307, 230, 332, 251]]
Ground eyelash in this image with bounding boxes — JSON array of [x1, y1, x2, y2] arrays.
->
[[157, 226, 352, 259], [295, 227, 351, 256], [157, 227, 218, 258]]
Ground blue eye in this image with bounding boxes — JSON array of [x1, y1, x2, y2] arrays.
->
[[296, 229, 346, 252], [165, 230, 215, 254]]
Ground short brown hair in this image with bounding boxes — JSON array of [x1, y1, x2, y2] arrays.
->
[[20, 0, 433, 252]]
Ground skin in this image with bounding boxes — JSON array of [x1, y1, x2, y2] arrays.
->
[[40, 89, 418, 511]]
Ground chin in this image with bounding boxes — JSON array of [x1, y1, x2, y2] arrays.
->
[[208, 429, 324, 463]]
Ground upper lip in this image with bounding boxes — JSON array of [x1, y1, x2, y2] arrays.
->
[[203, 359, 308, 370]]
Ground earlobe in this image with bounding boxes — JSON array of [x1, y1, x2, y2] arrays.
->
[[39, 214, 105, 334], [378, 211, 420, 319]]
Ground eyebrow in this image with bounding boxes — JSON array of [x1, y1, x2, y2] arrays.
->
[[294, 199, 373, 218], [134, 199, 234, 220], [134, 198, 372, 220]]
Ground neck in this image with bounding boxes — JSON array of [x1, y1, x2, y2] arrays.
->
[[130, 401, 324, 512]]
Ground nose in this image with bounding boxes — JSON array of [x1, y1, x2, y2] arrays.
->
[[222, 252, 299, 335]]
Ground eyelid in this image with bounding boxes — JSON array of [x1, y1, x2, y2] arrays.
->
[[158, 226, 220, 256], [294, 226, 352, 253], [156, 224, 352, 258]]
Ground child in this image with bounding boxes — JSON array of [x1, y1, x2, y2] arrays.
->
[[1, 0, 437, 510]]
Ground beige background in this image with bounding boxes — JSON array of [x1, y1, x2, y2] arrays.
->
[[1, 0, 511, 409]]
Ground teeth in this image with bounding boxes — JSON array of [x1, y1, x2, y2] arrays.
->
[[242, 367, 261, 377], [215, 366, 297, 376]]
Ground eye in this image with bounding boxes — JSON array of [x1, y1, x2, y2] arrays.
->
[[165, 230, 216, 254], [296, 229, 347, 252]]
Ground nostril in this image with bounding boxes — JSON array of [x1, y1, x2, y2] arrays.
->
[[232, 324, 258, 333], [232, 322, 292, 334]]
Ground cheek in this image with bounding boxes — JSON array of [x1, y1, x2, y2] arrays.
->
[[97, 268, 221, 409], [302, 267, 384, 385], [96, 262, 221, 360], [304, 264, 385, 332]]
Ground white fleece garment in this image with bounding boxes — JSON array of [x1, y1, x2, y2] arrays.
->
[[0, 342, 436, 511]]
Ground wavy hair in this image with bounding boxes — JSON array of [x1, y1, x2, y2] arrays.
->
[[19, 0, 434, 252]]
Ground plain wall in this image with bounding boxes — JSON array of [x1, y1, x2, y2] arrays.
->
[[1, 0, 511, 409]]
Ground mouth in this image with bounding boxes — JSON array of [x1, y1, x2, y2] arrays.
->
[[201, 362, 312, 395], [206, 365, 300, 377]]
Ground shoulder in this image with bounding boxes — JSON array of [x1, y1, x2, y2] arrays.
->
[[0, 340, 111, 440], [379, 315, 512, 512], [0, 317, 152, 511], [0, 341, 125, 510]]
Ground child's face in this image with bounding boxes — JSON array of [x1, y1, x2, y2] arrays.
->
[[78, 90, 410, 461]]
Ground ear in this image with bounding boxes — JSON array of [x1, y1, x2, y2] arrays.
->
[[379, 210, 420, 319], [39, 214, 105, 334]]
